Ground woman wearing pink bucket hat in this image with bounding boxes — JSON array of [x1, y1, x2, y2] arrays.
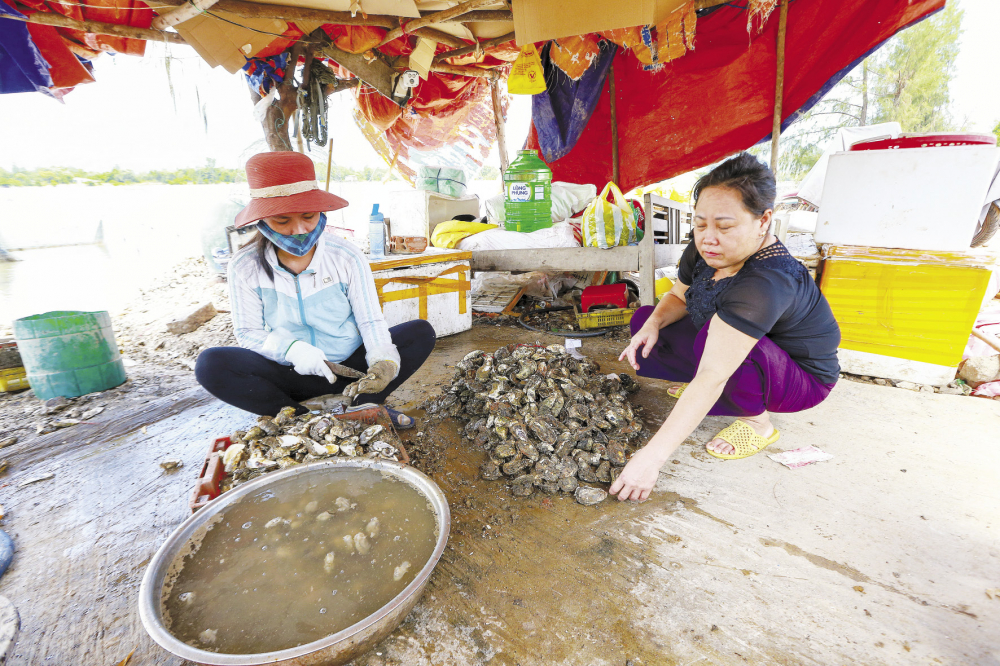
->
[[194, 151, 435, 427]]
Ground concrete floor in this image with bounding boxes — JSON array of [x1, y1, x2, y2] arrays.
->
[[0, 325, 998, 665]]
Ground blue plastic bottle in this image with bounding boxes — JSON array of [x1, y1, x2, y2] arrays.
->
[[369, 204, 385, 259]]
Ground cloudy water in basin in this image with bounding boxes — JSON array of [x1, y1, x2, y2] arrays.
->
[[161, 467, 438, 655]]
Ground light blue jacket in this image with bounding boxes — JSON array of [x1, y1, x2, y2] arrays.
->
[[228, 234, 400, 372]]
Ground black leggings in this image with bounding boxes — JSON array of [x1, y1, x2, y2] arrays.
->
[[195, 319, 436, 416]]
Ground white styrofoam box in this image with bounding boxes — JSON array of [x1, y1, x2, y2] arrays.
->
[[653, 243, 685, 267], [373, 260, 471, 337], [837, 348, 956, 386], [387, 190, 481, 240], [815, 145, 1000, 251]]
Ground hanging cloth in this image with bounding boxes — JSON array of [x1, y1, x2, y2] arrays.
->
[[0, 0, 52, 94], [531, 40, 618, 163]]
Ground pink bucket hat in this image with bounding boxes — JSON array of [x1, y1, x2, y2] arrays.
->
[[234, 151, 349, 228]]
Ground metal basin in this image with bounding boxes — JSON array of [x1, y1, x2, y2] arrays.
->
[[138, 458, 451, 666]]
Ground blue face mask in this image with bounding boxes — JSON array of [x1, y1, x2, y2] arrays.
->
[[257, 213, 327, 257]]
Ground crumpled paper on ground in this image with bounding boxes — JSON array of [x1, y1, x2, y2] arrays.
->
[[768, 446, 834, 469]]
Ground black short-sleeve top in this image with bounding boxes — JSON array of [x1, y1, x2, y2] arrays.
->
[[677, 241, 841, 384]]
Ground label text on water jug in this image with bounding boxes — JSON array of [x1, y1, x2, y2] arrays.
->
[[508, 183, 531, 202], [534, 186, 545, 199]]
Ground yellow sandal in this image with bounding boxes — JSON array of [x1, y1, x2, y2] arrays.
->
[[706, 419, 780, 460], [666, 384, 687, 398]]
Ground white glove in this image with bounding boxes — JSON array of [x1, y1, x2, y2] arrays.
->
[[285, 341, 335, 382]]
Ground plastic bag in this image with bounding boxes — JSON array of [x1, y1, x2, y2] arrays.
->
[[456, 221, 580, 251], [508, 44, 546, 95], [431, 219, 497, 249], [417, 166, 467, 197], [550, 182, 597, 222], [581, 182, 638, 248]]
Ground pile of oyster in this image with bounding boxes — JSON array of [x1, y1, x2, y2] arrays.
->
[[426, 343, 645, 499], [220, 406, 401, 493]]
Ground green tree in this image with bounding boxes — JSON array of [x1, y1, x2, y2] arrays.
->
[[775, 1, 964, 179]]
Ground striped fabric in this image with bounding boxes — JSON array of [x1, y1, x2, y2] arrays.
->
[[228, 234, 400, 375]]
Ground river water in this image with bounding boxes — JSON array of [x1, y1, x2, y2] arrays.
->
[[0, 181, 499, 328]]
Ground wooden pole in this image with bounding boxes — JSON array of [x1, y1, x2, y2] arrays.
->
[[438, 9, 512, 22], [411, 27, 467, 50], [490, 78, 509, 175], [377, 0, 495, 47], [770, 0, 789, 174], [2, 11, 187, 45], [609, 60, 620, 186], [435, 31, 515, 63], [325, 139, 334, 191]]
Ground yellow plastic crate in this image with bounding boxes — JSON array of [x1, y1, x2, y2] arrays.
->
[[819, 246, 992, 367], [577, 307, 637, 330], [0, 367, 29, 392]]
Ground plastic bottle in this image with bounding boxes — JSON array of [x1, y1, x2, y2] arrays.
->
[[369, 204, 385, 259], [502, 150, 553, 233]]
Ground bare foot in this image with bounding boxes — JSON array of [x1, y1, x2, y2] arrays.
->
[[706, 412, 775, 456]]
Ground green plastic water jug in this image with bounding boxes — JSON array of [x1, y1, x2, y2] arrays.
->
[[13, 311, 127, 400], [503, 150, 553, 233]]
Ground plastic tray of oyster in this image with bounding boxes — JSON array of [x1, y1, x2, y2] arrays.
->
[[189, 405, 408, 511]]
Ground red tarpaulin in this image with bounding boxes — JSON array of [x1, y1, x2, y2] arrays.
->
[[526, 0, 946, 192]]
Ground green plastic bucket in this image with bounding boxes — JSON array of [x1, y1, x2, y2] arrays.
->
[[503, 150, 553, 233], [13, 311, 127, 400]]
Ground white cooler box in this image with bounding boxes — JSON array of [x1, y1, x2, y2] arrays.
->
[[369, 250, 472, 337], [815, 145, 1000, 251]]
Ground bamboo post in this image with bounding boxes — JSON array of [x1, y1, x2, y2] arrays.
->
[[609, 60, 620, 186], [490, 78, 509, 175], [770, 0, 789, 174]]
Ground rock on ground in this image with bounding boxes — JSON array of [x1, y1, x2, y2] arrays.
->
[[166, 303, 217, 335], [958, 355, 1000, 386]]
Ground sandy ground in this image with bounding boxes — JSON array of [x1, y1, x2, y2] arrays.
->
[[0, 304, 997, 665], [0, 258, 998, 665]]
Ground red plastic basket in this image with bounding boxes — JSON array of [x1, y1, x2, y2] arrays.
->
[[188, 406, 409, 512], [850, 133, 997, 151]]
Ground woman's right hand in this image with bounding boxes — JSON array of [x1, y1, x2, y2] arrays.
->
[[285, 341, 335, 382], [619, 324, 659, 371]]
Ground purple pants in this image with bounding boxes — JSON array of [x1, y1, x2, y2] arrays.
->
[[630, 306, 835, 417]]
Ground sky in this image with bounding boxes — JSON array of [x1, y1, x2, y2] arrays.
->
[[0, 0, 995, 173]]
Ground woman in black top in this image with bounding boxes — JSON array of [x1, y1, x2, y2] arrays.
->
[[612, 153, 840, 502]]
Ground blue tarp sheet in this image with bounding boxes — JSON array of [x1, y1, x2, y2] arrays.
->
[[0, 0, 52, 94]]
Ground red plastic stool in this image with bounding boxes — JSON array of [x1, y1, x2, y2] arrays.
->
[[580, 284, 628, 313]]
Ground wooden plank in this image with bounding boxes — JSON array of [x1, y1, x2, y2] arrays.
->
[[370, 249, 474, 272], [770, 0, 789, 172], [3, 11, 187, 44], [0, 397, 247, 666], [470, 247, 640, 272], [6, 386, 216, 469]]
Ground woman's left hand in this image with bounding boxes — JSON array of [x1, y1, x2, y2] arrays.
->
[[609, 445, 667, 502]]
